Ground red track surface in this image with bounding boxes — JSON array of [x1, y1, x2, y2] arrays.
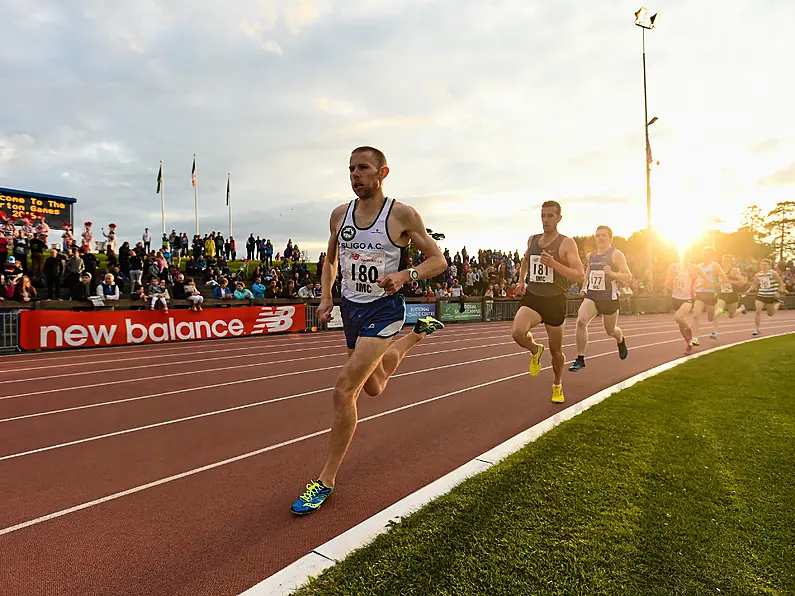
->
[[1, 312, 794, 595]]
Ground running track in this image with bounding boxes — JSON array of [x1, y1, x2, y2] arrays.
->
[[1, 311, 794, 596]]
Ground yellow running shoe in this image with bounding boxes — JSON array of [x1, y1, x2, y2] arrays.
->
[[529, 344, 545, 376], [552, 384, 564, 403]]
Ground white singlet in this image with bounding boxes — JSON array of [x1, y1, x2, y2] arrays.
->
[[672, 263, 694, 300], [338, 197, 405, 304]]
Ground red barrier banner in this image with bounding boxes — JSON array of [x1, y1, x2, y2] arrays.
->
[[19, 305, 306, 350]]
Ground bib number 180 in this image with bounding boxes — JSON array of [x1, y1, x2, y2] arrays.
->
[[351, 264, 379, 284]]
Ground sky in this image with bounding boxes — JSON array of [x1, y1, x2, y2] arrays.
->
[[1, 0, 794, 259]]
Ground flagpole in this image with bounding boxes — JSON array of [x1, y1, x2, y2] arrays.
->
[[227, 173, 232, 239], [193, 154, 199, 236], [160, 160, 165, 236]]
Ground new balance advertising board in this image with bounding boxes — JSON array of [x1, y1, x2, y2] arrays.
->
[[19, 305, 306, 350]]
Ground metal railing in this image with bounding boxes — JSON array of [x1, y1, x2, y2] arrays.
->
[[0, 310, 20, 354]]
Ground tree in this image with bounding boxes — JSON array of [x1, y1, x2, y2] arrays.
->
[[741, 205, 766, 242], [765, 201, 795, 263], [426, 228, 445, 241]]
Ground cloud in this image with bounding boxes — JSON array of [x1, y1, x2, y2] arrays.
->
[[2, 0, 795, 257], [760, 162, 795, 187]]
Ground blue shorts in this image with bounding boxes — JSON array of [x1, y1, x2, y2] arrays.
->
[[340, 293, 407, 350]]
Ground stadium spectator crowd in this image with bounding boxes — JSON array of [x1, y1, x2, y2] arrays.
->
[[1, 225, 793, 307]]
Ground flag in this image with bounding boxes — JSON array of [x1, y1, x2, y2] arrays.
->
[[191, 155, 196, 187], [646, 137, 653, 165], [226, 174, 230, 205], [156, 162, 162, 193]]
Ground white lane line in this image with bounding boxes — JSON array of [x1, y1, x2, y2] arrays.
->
[[0, 341, 516, 422], [0, 324, 517, 377], [0, 331, 517, 396], [240, 327, 795, 595], [0, 318, 756, 414], [5, 325, 786, 538]]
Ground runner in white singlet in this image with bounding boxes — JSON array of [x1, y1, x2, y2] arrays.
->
[[291, 146, 447, 516], [665, 252, 711, 355], [691, 246, 730, 345], [747, 258, 784, 336]]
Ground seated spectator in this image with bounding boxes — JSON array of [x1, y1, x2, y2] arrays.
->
[[98, 273, 120, 301], [251, 277, 266, 299], [149, 276, 169, 312], [70, 272, 93, 301], [184, 278, 204, 311], [280, 280, 297, 299], [297, 282, 313, 299], [264, 280, 279, 299], [233, 281, 254, 300], [172, 273, 187, 299], [214, 278, 232, 300], [14, 275, 38, 302]]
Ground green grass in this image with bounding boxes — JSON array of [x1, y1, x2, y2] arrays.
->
[[294, 335, 795, 596]]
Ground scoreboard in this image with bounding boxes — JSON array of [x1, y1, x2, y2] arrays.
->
[[0, 186, 76, 230]]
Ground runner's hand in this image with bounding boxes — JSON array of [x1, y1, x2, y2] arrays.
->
[[603, 265, 613, 277], [514, 282, 526, 296], [539, 251, 555, 268], [377, 271, 408, 295], [317, 298, 333, 323]]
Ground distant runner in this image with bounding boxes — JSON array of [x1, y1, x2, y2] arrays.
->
[[715, 254, 748, 320], [690, 247, 729, 344], [748, 258, 784, 336], [665, 251, 711, 355], [512, 201, 585, 403], [569, 225, 631, 372]]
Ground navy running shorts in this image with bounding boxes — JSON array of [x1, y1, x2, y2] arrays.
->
[[340, 293, 407, 350]]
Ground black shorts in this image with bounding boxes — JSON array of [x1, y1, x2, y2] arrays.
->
[[756, 296, 777, 305], [718, 293, 739, 305], [671, 297, 692, 311], [694, 292, 717, 306], [520, 292, 567, 327], [585, 297, 619, 316]]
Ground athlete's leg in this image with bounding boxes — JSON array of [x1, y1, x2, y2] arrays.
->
[[602, 310, 623, 343], [363, 329, 426, 397], [691, 299, 705, 342], [511, 305, 543, 353], [725, 302, 737, 318], [674, 301, 693, 338], [318, 337, 392, 488], [767, 302, 778, 317], [574, 298, 598, 357], [546, 322, 566, 385], [715, 297, 727, 316], [754, 300, 763, 333]]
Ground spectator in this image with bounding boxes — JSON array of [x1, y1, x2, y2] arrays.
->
[[184, 278, 204, 311], [43, 249, 64, 299], [98, 273, 120, 301], [214, 278, 232, 300], [149, 276, 169, 312], [251, 277, 266, 299], [13, 275, 37, 302], [233, 281, 254, 300], [70, 272, 93, 301]]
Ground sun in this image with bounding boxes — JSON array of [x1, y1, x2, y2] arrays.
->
[[653, 209, 711, 260]]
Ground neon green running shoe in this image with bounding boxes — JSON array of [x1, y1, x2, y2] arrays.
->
[[291, 480, 334, 515], [414, 316, 444, 335]]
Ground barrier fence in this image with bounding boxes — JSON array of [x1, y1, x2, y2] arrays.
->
[[1, 293, 793, 353]]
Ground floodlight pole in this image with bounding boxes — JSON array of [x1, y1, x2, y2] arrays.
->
[[636, 8, 657, 293]]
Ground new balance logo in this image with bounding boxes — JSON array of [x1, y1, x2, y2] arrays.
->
[[252, 306, 296, 334]]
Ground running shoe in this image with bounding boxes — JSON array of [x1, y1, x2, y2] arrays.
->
[[710, 332, 718, 341], [568, 356, 585, 372], [739, 304, 747, 315], [291, 480, 333, 515], [413, 316, 444, 336], [752, 329, 761, 336], [691, 337, 700, 346], [617, 337, 628, 360], [530, 344, 545, 376], [551, 384, 565, 403]]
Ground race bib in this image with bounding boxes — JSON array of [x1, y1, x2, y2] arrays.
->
[[588, 270, 606, 291], [760, 277, 771, 290], [528, 254, 554, 283], [674, 276, 687, 292], [345, 250, 385, 296], [721, 283, 733, 294]]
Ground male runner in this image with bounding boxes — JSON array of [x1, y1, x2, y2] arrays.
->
[[715, 254, 748, 319], [665, 250, 711, 355], [290, 147, 447, 515], [748, 258, 784, 336], [569, 225, 631, 372], [512, 201, 585, 403], [690, 247, 729, 344]]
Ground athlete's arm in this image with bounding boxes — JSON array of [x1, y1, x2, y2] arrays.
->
[[516, 243, 530, 292], [378, 204, 446, 294], [605, 249, 632, 285], [772, 271, 785, 296], [746, 272, 759, 294], [317, 205, 347, 321], [692, 264, 711, 285], [713, 263, 730, 286], [544, 237, 585, 284]]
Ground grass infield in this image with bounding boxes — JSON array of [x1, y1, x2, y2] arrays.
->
[[293, 335, 795, 596]]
